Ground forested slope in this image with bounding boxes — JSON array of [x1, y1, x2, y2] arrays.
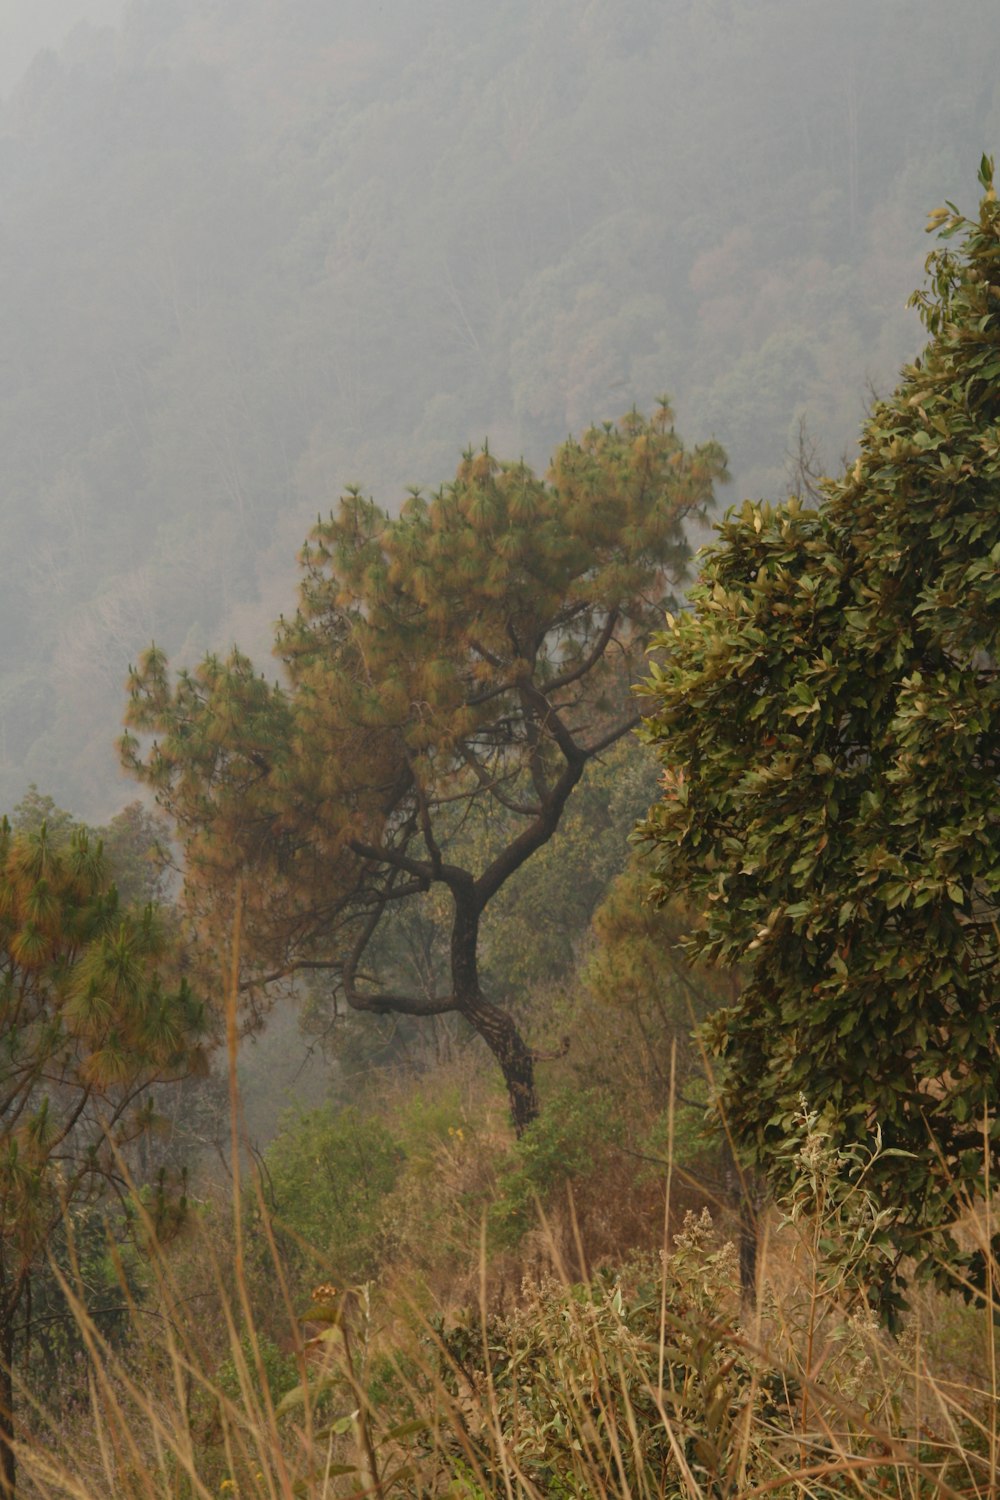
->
[[1, 0, 997, 814]]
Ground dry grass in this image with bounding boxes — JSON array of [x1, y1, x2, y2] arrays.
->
[[13, 930, 999, 1498], [12, 1144, 1000, 1499]]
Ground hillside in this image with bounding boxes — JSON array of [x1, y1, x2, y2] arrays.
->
[[1, 0, 998, 815]]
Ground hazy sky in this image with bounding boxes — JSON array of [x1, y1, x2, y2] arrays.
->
[[0, 0, 125, 96]]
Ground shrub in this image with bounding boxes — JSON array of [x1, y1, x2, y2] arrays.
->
[[489, 1087, 620, 1248], [260, 1104, 403, 1281]]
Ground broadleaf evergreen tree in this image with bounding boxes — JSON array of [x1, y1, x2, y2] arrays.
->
[[637, 160, 1000, 1322]]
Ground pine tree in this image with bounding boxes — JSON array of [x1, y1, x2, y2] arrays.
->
[[122, 404, 726, 1132], [0, 817, 206, 1493]]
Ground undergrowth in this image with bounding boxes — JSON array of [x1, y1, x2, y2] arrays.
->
[[13, 1100, 1000, 1500], [11, 918, 999, 1497]]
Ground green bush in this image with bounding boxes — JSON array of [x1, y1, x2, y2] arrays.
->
[[489, 1087, 620, 1248], [261, 1104, 403, 1280], [215, 1330, 300, 1410], [388, 1083, 470, 1174], [432, 1236, 761, 1497]]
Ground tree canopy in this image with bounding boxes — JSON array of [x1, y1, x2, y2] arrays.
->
[[0, 816, 207, 1492], [2, 0, 997, 818], [637, 159, 1000, 1321], [122, 403, 726, 1131]]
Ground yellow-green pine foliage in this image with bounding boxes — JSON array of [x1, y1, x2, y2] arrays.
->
[[122, 405, 726, 1125], [0, 811, 207, 1468], [122, 405, 725, 972]]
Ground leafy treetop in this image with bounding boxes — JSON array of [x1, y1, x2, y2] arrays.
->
[[637, 159, 1000, 1322], [123, 403, 727, 1131], [0, 814, 207, 1492]]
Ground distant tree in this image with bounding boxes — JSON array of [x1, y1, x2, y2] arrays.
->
[[475, 739, 662, 1009], [296, 740, 659, 1097], [637, 162, 1000, 1322], [0, 818, 207, 1494], [97, 801, 173, 907], [10, 786, 75, 844], [584, 857, 729, 1098], [582, 859, 761, 1297], [12, 788, 171, 907], [122, 403, 726, 1133]]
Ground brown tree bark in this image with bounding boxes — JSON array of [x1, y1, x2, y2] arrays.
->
[[452, 875, 538, 1134], [722, 1139, 758, 1306], [0, 1296, 16, 1500], [461, 991, 538, 1136]]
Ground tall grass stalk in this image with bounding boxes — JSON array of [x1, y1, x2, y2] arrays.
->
[[16, 1173, 1000, 1497], [10, 946, 1000, 1498]]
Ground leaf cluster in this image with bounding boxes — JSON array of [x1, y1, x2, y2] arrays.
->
[[0, 815, 207, 1313], [637, 160, 1000, 1315], [122, 406, 726, 1014]]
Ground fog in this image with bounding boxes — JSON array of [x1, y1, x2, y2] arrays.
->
[[0, 0, 126, 96], [0, 0, 997, 818]]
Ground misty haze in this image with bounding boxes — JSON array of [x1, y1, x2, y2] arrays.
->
[[2, 1, 1000, 1495], [1, 0, 996, 818]]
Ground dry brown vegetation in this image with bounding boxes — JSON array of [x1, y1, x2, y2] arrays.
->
[[13, 1040, 1000, 1500]]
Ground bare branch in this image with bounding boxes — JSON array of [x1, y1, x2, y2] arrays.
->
[[475, 755, 585, 907], [463, 676, 516, 708], [458, 744, 542, 816], [347, 988, 459, 1018], [515, 676, 584, 765], [349, 839, 435, 884], [253, 956, 341, 988], [468, 637, 505, 670], [341, 893, 458, 1018], [543, 608, 620, 693], [582, 712, 642, 757]]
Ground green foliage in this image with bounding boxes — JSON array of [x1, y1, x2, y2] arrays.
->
[[489, 1087, 620, 1248], [12, 785, 171, 907], [776, 1098, 912, 1313], [215, 1330, 300, 1410], [0, 817, 206, 1275], [261, 1105, 402, 1281], [637, 162, 1000, 1319], [638, 1096, 712, 1179], [385, 1085, 471, 1173], [0, 811, 206, 1484], [11, 785, 77, 844], [123, 405, 721, 922], [123, 404, 725, 1130], [24, 1199, 146, 1399], [432, 1239, 759, 1497], [584, 853, 732, 1082]]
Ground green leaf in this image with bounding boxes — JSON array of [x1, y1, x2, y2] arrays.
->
[[378, 1418, 432, 1444]]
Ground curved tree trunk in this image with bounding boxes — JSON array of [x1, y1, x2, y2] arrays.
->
[[461, 991, 538, 1136], [450, 879, 538, 1135]]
